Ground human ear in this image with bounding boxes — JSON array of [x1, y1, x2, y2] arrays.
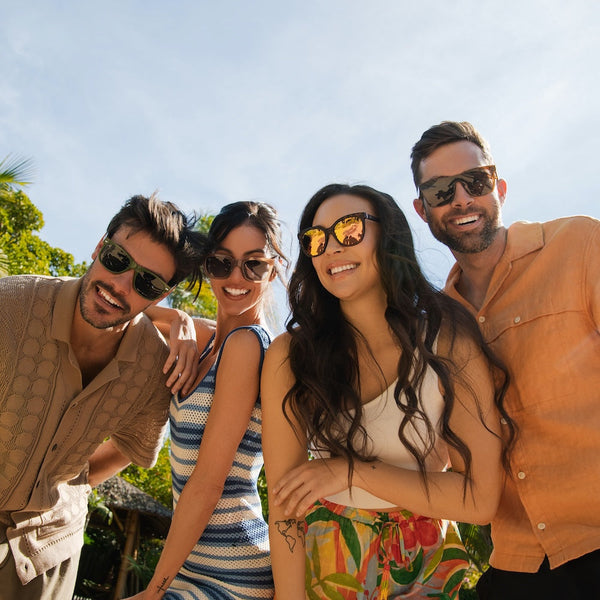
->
[[413, 197, 428, 223], [497, 178, 507, 206], [91, 235, 107, 261]]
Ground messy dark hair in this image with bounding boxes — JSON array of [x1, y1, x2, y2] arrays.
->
[[106, 192, 205, 288]]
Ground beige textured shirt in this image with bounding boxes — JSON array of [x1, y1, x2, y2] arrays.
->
[[445, 216, 600, 572], [0, 275, 171, 583]]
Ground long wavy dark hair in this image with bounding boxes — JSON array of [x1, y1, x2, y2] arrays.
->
[[283, 184, 515, 497]]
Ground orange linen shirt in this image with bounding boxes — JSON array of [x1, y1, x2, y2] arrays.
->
[[445, 216, 600, 572]]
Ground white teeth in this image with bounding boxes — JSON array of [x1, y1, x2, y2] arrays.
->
[[98, 287, 121, 308], [329, 263, 357, 275], [454, 215, 478, 225], [224, 287, 249, 296]]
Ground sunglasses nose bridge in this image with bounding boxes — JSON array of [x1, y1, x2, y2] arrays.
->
[[106, 264, 137, 295], [227, 259, 247, 281], [322, 223, 350, 254], [326, 231, 345, 253], [450, 179, 476, 206]]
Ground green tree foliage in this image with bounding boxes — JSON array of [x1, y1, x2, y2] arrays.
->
[[168, 212, 214, 316], [0, 248, 7, 278], [1, 155, 33, 277], [0, 189, 87, 277], [120, 439, 174, 508], [0, 155, 87, 278], [169, 283, 218, 317]]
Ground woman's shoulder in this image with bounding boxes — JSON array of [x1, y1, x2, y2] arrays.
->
[[261, 332, 296, 393], [217, 325, 275, 367], [224, 324, 271, 348], [265, 331, 291, 357]]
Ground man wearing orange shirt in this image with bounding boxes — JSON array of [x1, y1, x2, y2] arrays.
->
[[411, 121, 600, 599]]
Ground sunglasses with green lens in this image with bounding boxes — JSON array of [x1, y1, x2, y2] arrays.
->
[[98, 238, 172, 300]]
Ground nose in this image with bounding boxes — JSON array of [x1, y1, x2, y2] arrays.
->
[[323, 231, 344, 254], [108, 268, 135, 296], [450, 181, 475, 209], [228, 262, 246, 281]]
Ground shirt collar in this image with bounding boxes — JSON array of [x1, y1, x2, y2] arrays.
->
[[50, 277, 147, 362], [503, 220, 544, 262], [447, 221, 544, 291]]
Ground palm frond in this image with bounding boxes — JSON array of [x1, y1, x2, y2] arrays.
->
[[0, 155, 35, 190], [457, 522, 493, 571]]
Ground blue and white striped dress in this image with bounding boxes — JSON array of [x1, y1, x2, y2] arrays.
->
[[165, 325, 274, 599]]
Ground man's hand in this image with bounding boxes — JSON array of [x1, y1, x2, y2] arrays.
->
[[162, 311, 200, 396]]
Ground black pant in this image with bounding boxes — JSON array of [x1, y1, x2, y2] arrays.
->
[[476, 549, 600, 600]]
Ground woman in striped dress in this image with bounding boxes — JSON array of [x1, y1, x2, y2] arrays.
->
[[130, 201, 287, 600]]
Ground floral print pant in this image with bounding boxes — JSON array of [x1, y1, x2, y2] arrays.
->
[[305, 499, 469, 600]]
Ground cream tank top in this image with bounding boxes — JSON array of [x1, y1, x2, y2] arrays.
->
[[311, 365, 449, 509]]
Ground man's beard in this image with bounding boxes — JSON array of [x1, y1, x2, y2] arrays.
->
[[78, 271, 134, 329], [427, 206, 502, 254]]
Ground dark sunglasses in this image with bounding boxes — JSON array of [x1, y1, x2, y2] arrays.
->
[[98, 238, 172, 300], [204, 254, 275, 282], [419, 165, 498, 207], [298, 212, 380, 258]]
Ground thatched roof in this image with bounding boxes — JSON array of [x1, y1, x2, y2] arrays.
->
[[95, 476, 172, 537]]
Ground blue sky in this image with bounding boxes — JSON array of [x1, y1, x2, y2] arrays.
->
[[2, 1, 599, 323]]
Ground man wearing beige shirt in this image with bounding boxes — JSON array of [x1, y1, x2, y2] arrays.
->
[[0, 193, 203, 599], [411, 121, 600, 599]]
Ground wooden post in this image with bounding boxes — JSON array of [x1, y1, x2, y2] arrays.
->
[[113, 510, 139, 600]]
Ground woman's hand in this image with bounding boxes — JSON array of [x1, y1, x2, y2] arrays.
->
[[162, 310, 200, 396], [271, 457, 348, 517]]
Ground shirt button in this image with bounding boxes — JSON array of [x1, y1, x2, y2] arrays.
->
[[514, 316, 521, 324], [517, 471, 526, 479], [478, 316, 486, 323], [500, 417, 508, 425], [537, 522, 546, 530]]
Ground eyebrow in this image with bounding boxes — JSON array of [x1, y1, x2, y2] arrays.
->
[[214, 246, 268, 256], [112, 237, 174, 283]]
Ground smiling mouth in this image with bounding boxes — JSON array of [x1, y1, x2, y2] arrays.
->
[[452, 215, 480, 226], [97, 285, 123, 309], [224, 287, 250, 297], [329, 263, 357, 276]]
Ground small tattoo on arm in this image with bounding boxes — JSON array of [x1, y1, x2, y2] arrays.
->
[[156, 577, 169, 592], [275, 519, 305, 552], [296, 521, 305, 547]]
